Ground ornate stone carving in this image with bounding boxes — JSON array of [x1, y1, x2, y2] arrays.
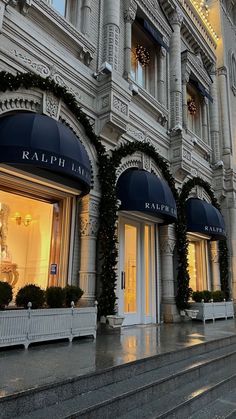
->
[[218, 66, 227, 77], [101, 95, 109, 109], [10, 49, 50, 75], [169, 7, 183, 26], [142, 154, 151, 171], [51, 72, 81, 100], [79, 215, 99, 237], [124, 0, 137, 22], [160, 238, 176, 254], [210, 242, 220, 263], [127, 127, 145, 141], [113, 96, 128, 115], [19, 0, 32, 15], [103, 24, 120, 71], [0, 93, 41, 115], [116, 157, 141, 179], [43, 92, 61, 120]]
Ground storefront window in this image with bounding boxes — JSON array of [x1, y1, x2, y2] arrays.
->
[[187, 236, 210, 292], [0, 190, 60, 296]]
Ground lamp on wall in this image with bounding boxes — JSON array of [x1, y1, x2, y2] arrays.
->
[[14, 212, 32, 227]]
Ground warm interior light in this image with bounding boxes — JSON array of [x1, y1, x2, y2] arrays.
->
[[14, 212, 32, 226], [24, 214, 32, 227]]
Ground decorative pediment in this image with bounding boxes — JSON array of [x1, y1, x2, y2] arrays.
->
[[181, 50, 212, 89]]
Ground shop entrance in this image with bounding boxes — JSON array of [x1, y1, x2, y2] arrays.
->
[[118, 216, 157, 326]]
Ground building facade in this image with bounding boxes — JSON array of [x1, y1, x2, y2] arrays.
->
[[0, 0, 234, 324]]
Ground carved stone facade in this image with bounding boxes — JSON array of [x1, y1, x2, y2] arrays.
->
[[0, 0, 236, 324]]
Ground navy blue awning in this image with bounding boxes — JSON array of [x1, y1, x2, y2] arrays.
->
[[186, 198, 226, 240], [116, 169, 177, 223], [136, 18, 169, 51], [0, 113, 91, 193]]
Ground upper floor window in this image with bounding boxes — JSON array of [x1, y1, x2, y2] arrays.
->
[[44, 0, 78, 28], [187, 85, 202, 137], [47, 0, 67, 17], [131, 21, 165, 100]]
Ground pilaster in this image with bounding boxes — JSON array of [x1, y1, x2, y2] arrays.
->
[[218, 66, 232, 166], [103, 0, 121, 71], [209, 66, 221, 164], [159, 225, 180, 323], [169, 7, 183, 131], [158, 47, 167, 106], [81, 0, 91, 35], [123, 0, 137, 79], [210, 241, 221, 291], [79, 194, 100, 306]]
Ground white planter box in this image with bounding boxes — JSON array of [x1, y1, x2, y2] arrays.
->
[[187, 301, 234, 323], [0, 305, 97, 349], [106, 315, 125, 328]]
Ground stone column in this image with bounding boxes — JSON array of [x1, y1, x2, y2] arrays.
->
[[202, 97, 209, 143], [103, 0, 120, 71], [209, 66, 221, 163], [81, 0, 91, 35], [218, 66, 231, 164], [210, 241, 221, 291], [79, 195, 99, 306], [228, 203, 236, 299], [158, 47, 167, 106], [123, 0, 137, 80], [159, 225, 180, 323], [182, 71, 190, 130], [169, 7, 183, 131]]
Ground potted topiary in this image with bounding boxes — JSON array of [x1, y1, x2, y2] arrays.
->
[[0, 281, 13, 309], [45, 286, 66, 308], [15, 284, 45, 309]]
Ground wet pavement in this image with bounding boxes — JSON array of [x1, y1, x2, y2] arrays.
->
[[1, 319, 236, 398]]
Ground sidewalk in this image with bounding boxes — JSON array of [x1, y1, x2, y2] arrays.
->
[[1, 319, 236, 398]]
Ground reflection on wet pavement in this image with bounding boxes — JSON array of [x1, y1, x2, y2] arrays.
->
[[0, 319, 236, 397]]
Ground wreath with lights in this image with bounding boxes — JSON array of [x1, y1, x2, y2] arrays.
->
[[187, 98, 197, 115], [135, 44, 150, 67]]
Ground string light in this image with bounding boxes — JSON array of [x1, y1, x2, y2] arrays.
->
[[187, 98, 197, 115], [135, 45, 150, 67]]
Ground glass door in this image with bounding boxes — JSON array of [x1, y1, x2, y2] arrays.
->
[[118, 217, 156, 326]]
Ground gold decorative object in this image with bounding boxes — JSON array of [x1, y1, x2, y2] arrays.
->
[[187, 98, 197, 115], [135, 44, 150, 67]]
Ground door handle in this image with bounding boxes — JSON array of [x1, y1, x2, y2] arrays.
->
[[121, 271, 126, 289]]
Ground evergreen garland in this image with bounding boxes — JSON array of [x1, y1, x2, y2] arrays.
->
[[176, 177, 230, 310], [0, 71, 230, 315]]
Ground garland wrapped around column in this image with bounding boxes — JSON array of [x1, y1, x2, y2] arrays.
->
[[175, 177, 230, 310]]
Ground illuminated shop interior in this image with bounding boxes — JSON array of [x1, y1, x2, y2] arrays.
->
[[187, 234, 210, 292], [0, 190, 57, 295]]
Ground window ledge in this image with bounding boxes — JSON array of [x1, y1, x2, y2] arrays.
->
[[131, 83, 168, 126], [32, 0, 96, 65]]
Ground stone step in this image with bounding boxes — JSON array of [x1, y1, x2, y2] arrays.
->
[[11, 339, 236, 419], [189, 387, 236, 419], [118, 373, 236, 419]]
